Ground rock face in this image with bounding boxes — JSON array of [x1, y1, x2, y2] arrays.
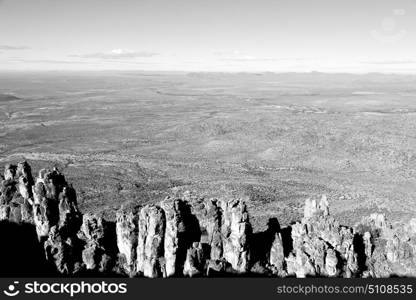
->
[[78, 214, 105, 271], [220, 199, 251, 273], [32, 168, 68, 240], [355, 214, 416, 277], [116, 206, 140, 276], [17, 161, 34, 201], [203, 199, 223, 261], [136, 205, 166, 278], [286, 195, 358, 278], [1, 165, 17, 206], [269, 232, 285, 275], [183, 242, 205, 277], [44, 226, 75, 275], [1, 162, 35, 224], [3, 164, 16, 181], [188, 198, 222, 261], [1, 162, 416, 277], [160, 198, 188, 277], [33, 198, 57, 240]]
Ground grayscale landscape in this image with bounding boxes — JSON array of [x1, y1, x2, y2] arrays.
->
[[1, 71, 416, 231], [2, 0, 416, 281]]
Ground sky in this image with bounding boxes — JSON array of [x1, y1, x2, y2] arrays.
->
[[0, 0, 416, 72]]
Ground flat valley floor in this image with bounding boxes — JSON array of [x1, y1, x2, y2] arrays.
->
[[1, 71, 416, 231]]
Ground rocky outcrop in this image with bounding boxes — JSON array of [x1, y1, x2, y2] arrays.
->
[[32, 168, 67, 240], [78, 213, 113, 272], [33, 198, 57, 240], [116, 206, 140, 276], [137, 205, 166, 278], [160, 198, 189, 277], [3, 164, 16, 181], [269, 232, 285, 275], [285, 195, 358, 278], [44, 226, 77, 275], [1, 165, 17, 205], [203, 199, 223, 261], [1, 162, 416, 278], [183, 242, 205, 277], [188, 198, 222, 261], [220, 199, 251, 273], [355, 213, 416, 277], [17, 161, 34, 199]]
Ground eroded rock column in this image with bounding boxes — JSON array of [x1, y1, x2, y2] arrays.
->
[[269, 232, 285, 275], [161, 198, 188, 277], [78, 214, 112, 272], [116, 206, 140, 276], [220, 199, 251, 273], [137, 205, 166, 278]]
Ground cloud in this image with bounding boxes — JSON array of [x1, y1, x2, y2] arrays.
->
[[213, 50, 276, 62], [72, 49, 158, 59], [361, 60, 416, 65], [7, 58, 89, 64], [7, 57, 159, 67], [22, 59, 85, 64], [213, 50, 245, 57], [219, 56, 277, 62], [0, 45, 30, 50], [213, 50, 317, 63]]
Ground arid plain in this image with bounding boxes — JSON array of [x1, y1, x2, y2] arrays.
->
[[1, 71, 416, 231]]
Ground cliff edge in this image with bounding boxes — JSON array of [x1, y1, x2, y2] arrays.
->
[[1, 162, 415, 277]]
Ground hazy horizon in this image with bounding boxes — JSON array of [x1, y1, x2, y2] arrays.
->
[[1, 0, 416, 73]]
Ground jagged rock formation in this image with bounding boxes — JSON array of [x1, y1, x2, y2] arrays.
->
[[78, 214, 112, 272], [355, 213, 416, 277], [17, 161, 34, 201], [0, 162, 415, 277], [284, 196, 358, 278], [269, 232, 285, 275], [116, 206, 140, 276], [136, 205, 166, 277], [220, 199, 251, 273], [160, 198, 185, 277], [44, 226, 77, 275], [183, 242, 205, 277]]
